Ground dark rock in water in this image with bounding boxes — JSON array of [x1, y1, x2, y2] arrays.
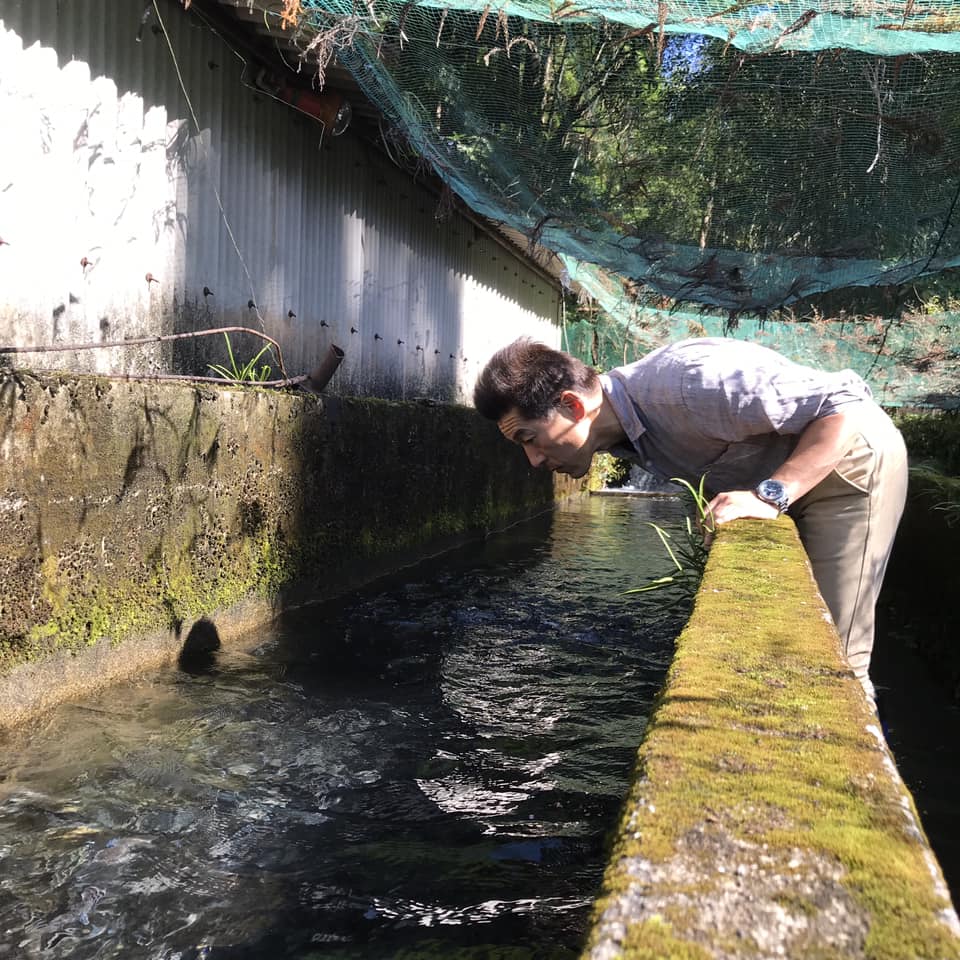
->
[[179, 618, 221, 674]]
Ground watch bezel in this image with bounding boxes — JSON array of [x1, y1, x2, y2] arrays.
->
[[755, 479, 790, 513]]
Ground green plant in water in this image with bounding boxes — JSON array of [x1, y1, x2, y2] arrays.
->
[[208, 333, 273, 382], [624, 475, 714, 605]]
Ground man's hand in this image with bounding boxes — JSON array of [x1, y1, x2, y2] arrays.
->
[[706, 489, 781, 528]]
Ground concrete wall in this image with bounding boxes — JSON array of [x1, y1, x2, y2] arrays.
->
[[0, 368, 565, 726], [582, 518, 960, 959], [0, 0, 561, 401]]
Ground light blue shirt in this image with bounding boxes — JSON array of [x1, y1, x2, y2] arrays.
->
[[599, 338, 874, 493]]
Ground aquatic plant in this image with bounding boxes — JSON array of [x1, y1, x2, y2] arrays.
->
[[208, 332, 273, 383], [624, 475, 714, 605]]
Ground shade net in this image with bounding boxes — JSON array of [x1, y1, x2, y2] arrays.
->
[[281, 0, 960, 403]]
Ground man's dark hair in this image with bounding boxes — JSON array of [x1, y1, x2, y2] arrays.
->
[[473, 338, 599, 421]]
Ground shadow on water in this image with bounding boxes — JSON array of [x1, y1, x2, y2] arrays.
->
[[178, 618, 222, 676], [873, 499, 960, 903], [0, 496, 689, 960], [874, 596, 960, 902]]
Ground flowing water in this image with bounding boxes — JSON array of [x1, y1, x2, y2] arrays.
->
[[0, 495, 689, 960]]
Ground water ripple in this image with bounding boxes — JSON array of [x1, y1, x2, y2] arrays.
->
[[0, 496, 688, 959]]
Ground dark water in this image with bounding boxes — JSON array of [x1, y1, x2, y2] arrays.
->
[[0, 496, 688, 960], [874, 598, 960, 903], [873, 506, 960, 905]]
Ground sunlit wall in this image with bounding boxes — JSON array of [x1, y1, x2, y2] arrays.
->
[[0, 1, 561, 401]]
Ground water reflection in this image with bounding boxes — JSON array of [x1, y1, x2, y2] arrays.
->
[[0, 495, 688, 959]]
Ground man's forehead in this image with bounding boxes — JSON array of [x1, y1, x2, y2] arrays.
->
[[498, 409, 536, 440]]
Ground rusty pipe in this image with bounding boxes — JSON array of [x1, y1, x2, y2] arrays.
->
[[304, 344, 345, 394]]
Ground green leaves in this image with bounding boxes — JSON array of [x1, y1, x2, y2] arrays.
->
[[207, 333, 273, 383], [624, 474, 713, 604]]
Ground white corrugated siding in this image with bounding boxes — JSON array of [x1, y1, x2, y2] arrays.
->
[[0, 0, 560, 400]]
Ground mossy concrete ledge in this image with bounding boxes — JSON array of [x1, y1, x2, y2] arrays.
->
[[0, 370, 559, 728], [583, 519, 960, 960]]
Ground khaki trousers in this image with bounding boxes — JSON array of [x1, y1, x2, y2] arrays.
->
[[789, 406, 908, 703]]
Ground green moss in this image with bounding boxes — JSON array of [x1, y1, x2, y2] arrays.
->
[[11, 462, 547, 670], [13, 525, 290, 666], [619, 915, 714, 960], [2, 376, 557, 703], [585, 519, 960, 959]]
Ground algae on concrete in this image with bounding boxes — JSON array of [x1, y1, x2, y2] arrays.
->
[[0, 371, 560, 725], [583, 519, 959, 960]]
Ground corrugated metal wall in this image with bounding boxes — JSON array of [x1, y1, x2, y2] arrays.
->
[[0, 0, 561, 401]]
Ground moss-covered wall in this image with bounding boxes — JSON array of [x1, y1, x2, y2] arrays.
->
[[0, 370, 562, 725], [583, 518, 960, 960]]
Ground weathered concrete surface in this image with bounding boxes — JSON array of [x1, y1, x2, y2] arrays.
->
[[0, 369, 561, 727], [583, 519, 960, 960]]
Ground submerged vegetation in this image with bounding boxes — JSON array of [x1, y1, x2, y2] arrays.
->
[[624, 476, 713, 605]]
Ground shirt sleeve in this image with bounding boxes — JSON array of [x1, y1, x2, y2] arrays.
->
[[677, 340, 873, 441]]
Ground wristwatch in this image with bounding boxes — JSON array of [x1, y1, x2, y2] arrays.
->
[[754, 478, 790, 514]]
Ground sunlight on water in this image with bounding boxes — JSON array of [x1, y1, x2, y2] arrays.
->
[[0, 495, 688, 959]]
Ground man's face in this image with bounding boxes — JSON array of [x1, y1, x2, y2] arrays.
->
[[497, 402, 593, 478]]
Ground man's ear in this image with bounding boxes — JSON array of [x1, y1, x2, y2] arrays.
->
[[558, 390, 587, 421]]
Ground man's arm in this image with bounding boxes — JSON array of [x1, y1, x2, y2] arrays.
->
[[706, 409, 863, 525]]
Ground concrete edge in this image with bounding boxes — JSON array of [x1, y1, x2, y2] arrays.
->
[[0, 596, 276, 730], [582, 518, 960, 960]]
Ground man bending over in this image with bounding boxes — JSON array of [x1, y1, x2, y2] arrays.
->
[[473, 337, 908, 704]]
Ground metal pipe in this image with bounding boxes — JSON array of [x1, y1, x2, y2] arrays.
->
[[0, 328, 344, 393], [0, 325, 289, 380], [305, 344, 345, 393]]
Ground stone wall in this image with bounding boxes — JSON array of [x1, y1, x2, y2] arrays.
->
[[0, 369, 560, 726], [582, 518, 960, 959]]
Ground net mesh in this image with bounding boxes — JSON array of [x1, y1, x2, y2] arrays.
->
[[282, 0, 960, 403], [561, 302, 960, 407]]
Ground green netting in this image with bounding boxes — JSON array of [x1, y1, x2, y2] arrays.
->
[[560, 299, 960, 406], [283, 0, 960, 398], [407, 0, 960, 57]]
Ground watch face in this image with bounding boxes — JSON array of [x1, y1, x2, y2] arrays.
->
[[756, 479, 789, 512], [758, 479, 786, 499]]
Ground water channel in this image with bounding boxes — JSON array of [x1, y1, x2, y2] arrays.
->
[[0, 495, 690, 960]]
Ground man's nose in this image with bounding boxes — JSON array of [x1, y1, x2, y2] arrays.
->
[[525, 446, 546, 468]]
